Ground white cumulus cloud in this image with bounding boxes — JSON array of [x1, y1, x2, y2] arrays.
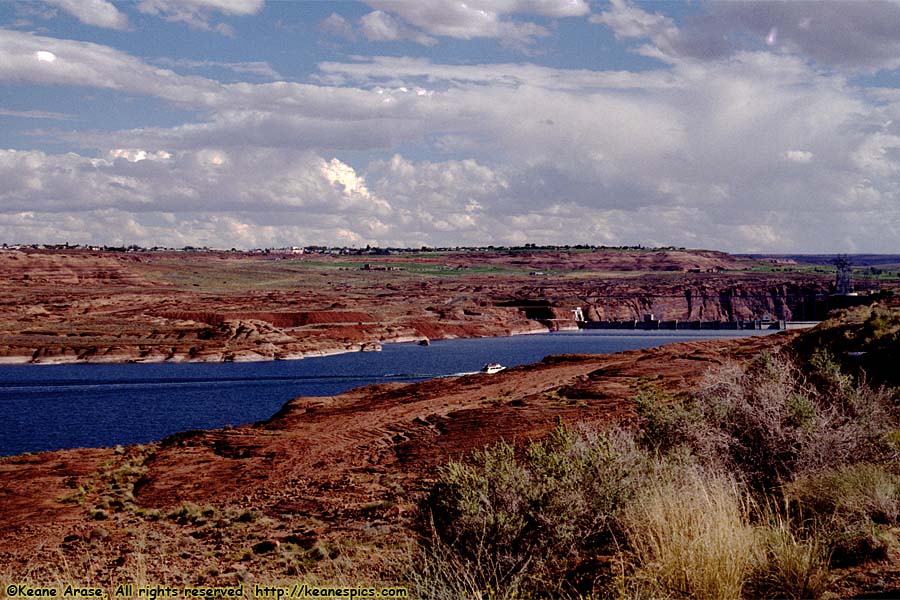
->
[[782, 150, 813, 164], [360, 10, 437, 46], [362, 0, 589, 44], [42, 0, 129, 30], [137, 0, 264, 34], [4, 15, 900, 251], [109, 149, 173, 162], [319, 12, 356, 41]]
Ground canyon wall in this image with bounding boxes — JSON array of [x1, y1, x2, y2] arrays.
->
[[505, 279, 833, 323]]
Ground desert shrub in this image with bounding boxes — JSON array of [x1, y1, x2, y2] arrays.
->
[[426, 439, 531, 588], [419, 346, 898, 598], [808, 349, 897, 436], [809, 348, 854, 397], [633, 388, 709, 454], [407, 534, 527, 600], [694, 353, 817, 487], [634, 355, 814, 486], [523, 425, 644, 553], [621, 465, 756, 600], [167, 501, 219, 526], [750, 505, 831, 600], [825, 516, 892, 567], [784, 392, 817, 430], [792, 306, 900, 387], [672, 352, 900, 489], [783, 463, 899, 567], [424, 423, 646, 597], [786, 463, 900, 525]]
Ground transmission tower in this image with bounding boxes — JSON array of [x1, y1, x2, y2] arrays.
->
[[832, 255, 852, 295]]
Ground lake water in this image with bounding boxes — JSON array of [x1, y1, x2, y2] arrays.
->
[[0, 330, 772, 456]]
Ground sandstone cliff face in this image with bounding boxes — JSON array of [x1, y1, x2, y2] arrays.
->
[[0, 249, 845, 364], [588, 283, 827, 321], [509, 279, 831, 323], [0, 250, 149, 286]]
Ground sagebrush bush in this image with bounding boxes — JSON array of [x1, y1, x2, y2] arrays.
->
[[424, 423, 646, 597], [633, 388, 709, 454], [672, 351, 899, 488]]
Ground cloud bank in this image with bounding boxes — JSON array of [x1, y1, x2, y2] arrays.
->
[[2, 2, 900, 251]]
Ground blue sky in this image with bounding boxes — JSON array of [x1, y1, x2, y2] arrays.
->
[[1, 1, 900, 251]]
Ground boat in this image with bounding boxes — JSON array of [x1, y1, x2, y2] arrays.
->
[[480, 362, 505, 374]]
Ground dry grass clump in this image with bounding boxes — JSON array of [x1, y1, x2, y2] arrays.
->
[[786, 463, 900, 525], [407, 534, 525, 600], [621, 465, 756, 600], [58, 445, 153, 517], [749, 505, 831, 600], [0, 536, 154, 597]]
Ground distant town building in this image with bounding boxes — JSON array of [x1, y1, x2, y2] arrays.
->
[[360, 263, 403, 271]]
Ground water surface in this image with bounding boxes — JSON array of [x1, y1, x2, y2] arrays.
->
[[0, 330, 772, 456]]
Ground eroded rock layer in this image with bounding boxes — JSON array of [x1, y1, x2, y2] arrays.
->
[[0, 248, 841, 364]]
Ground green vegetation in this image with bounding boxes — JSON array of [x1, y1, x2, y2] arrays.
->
[[414, 342, 900, 598], [793, 305, 900, 386], [740, 264, 824, 275], [143, 244, 778, 292], [59, 445, 154, 518], [423, 424, 643, 597], [141, 256, 536, 292], [786, 463, 900, 525], [143, 259, 324, 291]]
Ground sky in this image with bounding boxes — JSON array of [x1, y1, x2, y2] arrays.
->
[[1, 1, 900, 252]]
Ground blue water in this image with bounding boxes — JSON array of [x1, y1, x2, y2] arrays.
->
[[0, 330, 772, 456]]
